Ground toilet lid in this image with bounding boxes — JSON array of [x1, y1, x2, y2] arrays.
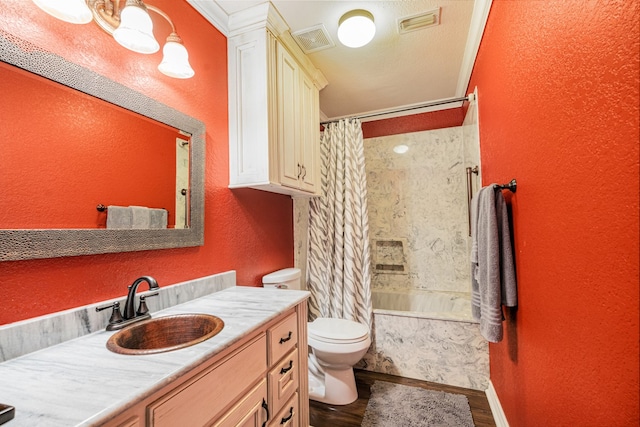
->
[[308, 318, 369, 343]]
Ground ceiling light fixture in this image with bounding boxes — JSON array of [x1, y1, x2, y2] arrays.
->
[[337, 9, 376, 48], [393, 144, 409, 154], [31, 0, 194, 79]]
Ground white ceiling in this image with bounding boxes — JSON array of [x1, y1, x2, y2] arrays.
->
[[188, 0, 490, 122]]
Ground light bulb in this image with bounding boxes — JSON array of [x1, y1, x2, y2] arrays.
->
[[113, 2, 159, 54], [338, 10, 376, 48], [158, 36, 194, 79], [32, 0, 92, 24]]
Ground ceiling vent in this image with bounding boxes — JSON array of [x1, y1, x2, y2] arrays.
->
[[292, 24, 335, 54], [398, 8, 441, 34]]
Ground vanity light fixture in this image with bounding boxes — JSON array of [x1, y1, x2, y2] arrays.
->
[[32, 0, 93, 24], [337, 9, 376, 48], [31, 0, 194, 79]]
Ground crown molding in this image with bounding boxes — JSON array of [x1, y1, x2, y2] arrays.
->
[[186, 0, 230, 35], [456, 0, 493, 96]]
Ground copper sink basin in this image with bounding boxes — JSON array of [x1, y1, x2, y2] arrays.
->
[[106, 314, 224, 355]]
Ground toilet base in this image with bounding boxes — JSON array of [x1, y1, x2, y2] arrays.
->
[[308, 365, 358, 405]]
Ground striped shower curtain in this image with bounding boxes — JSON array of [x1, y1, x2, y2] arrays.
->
[[306, 118, 373, 329]]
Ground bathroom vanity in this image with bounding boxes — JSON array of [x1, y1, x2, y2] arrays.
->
[[0, 286, 309, 427]]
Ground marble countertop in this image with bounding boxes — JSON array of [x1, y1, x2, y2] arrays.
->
[[0, 287, 309, 426]]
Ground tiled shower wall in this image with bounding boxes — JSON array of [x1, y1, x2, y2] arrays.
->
[[365, 126, 469, 293], [295, 100, 481, 293]]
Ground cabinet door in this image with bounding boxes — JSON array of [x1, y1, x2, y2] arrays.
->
[[148, 335, 267, 426], [210, 379, 268, 427], [298, 71, 319, 193], [277, 43, 302, 190]]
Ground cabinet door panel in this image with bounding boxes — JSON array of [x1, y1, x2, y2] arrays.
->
[[210, 379, 267, 427], [148, 335, 267, 426], [277, 44, 302, 189], [299, 72, 319, 193]]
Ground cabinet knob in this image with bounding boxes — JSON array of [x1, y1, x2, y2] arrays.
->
[[300, 165, 307, 180]]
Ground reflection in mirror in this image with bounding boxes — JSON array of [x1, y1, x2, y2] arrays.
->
[[0, 61, 190, 229], [0, 30, 205, 261]]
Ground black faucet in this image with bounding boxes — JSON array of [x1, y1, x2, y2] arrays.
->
[[123, 276, 160, 320]]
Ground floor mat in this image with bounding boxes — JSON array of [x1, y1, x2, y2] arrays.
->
[[361, 381, 475, 427]]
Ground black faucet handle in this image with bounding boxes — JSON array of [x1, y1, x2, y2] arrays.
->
[[136, 292, 159, 316], [96, 301, 124, 325]]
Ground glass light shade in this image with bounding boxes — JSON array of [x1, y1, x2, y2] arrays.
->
[[32, 0, 92, 24], [158, 39, 195, 79], [113, 3, 159, 54], [337, 9, 376, 48]]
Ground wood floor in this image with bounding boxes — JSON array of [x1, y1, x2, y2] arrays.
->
[[309, 370, 496, 427]]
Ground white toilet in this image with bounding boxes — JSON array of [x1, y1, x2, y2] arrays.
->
[[262, 268, 371, 405]]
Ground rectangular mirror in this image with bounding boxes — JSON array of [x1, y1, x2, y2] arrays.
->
[[0, 31, 205, 261]]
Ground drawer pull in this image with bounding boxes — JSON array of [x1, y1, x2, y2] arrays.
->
[[280, 360, 293, 375], [279, 331, 292, 344], [280, 407, 294, 424], [261, 398, 269, 427]]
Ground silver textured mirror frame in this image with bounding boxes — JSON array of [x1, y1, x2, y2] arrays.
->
[[0, 31, 205, 261]]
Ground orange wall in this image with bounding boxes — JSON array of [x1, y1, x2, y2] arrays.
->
[[361, 107, 464, 138], [0, 62, 178, 228], [0, 1, 293, 324], [467, 1, 639, 426]]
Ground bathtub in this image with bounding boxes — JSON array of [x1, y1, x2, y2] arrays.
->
[[371, 289, 476, 322], [358, 289, 489, 390]]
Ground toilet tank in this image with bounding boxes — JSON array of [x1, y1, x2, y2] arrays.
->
[[262, 268, 301, 290]]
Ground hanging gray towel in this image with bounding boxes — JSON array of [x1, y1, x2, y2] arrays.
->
[[470, 185, 517, 342]]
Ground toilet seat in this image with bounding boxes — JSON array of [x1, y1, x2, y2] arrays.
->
[[308, 318, 369, 344]]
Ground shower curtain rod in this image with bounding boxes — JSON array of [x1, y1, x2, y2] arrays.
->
[[320, 94, 473, 125]]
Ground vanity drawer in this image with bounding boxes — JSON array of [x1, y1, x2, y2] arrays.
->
[[268, 348, 298, 414], [269, 392, 299, 427], [268, 312, 298, 365], [148, 334, 267, 426]]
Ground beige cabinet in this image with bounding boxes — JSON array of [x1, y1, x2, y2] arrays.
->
[[148, 335, 268, 426], [211, 379, 268, 427], [228, 3, 327, 197], [276, 44, 320, 194], [100, 302, 309, 427]]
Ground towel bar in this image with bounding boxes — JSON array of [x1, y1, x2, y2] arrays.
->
[[494, 179, 517, 193], [466, 166, 479, 236], [96, 204, 168, 212]]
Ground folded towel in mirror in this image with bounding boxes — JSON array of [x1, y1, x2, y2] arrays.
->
[[106, 206, 132, 229], [149, 208, 168, 229], [130, 206, 151, 229]]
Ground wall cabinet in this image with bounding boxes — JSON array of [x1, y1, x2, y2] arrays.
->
[[228, 3, 327, 197], [102, 303, 309, 427]]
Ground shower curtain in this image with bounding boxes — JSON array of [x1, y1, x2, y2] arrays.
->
[[306, 118, 373, 329]]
